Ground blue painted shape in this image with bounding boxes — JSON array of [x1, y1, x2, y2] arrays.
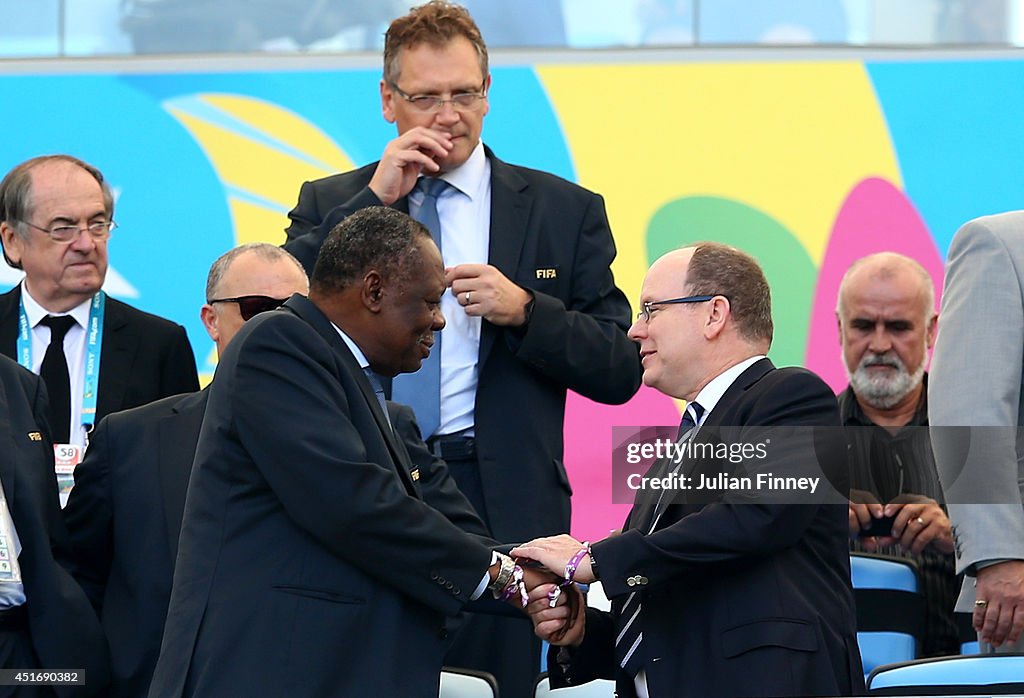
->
[[868, 60, 1024, 256]]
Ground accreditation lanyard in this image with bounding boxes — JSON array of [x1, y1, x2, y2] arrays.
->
[[17, 291, 106, 438]]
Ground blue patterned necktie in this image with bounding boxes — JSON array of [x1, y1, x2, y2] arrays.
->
[[391, 177, 450, 438], [363, 367, 391, 430], [616, 401, 704, 676]]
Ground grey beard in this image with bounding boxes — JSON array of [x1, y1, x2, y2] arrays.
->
[[845, 350, 925, 410]]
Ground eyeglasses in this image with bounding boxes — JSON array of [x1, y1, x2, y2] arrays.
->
[[636, 295, 719, 323], [18, 219, 116, 244], [208, 295, 288, 321], [389, 82, 488, 113]]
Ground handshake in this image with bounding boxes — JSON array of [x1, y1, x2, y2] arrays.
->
[[491, 534, 598, 647]]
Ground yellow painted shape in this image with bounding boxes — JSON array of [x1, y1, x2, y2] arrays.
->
[[200, 94, 352, 172], [228, 197, 293, 246], [167, 107, 335, 209], [536, 62, 901, 303]]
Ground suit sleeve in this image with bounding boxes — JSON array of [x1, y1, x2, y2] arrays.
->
[[929, 216, 1024, 572], [508, 191, 641, 405], [388, 402, 493, 542], [62, 415, 115, 612], [547, 608, 618, 688], [593, 372, 842, 599], [283, 181, 385, 275], [161, 325, 200, 396], [229, 318, 494, 616]]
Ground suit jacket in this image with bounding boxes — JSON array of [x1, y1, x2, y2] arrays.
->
[[283, 146, 642, 541], [0, 285, 199, 427], [550, 360, 863, 697], [63, 389, 207, 698], [0, 354, 109, 696], [929, 211, 1024, 604], [148, 295, 497, 698], [62, 389, 491, 698]]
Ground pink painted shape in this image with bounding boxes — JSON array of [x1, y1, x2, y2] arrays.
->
[[805, 177, 944, 393], [564, 385, 681, 542]]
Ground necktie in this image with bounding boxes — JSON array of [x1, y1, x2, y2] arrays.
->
[[39, 315, 77, 443], [615, 401, 704, 676], [363, 368, 392, 430], [391, 177, 450, 438]]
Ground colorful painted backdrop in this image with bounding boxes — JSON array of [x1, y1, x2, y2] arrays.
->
[[2, 58, 1022, 541]]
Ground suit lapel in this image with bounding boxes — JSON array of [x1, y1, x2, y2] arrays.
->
[[644, 359, 777, 529], [158, 391, 207, 561], [282, 296, 418, 495], [480, 150, 532, 365], [96, 297, 132, 422]]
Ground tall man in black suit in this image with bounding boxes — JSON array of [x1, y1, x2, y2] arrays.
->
[[283, 4, 640, 691], [62, 243, 310, 698], [516, 243, 863, 697], [0, 155, 198, 503], [0, 353, 109, 696], [149, 207, 551, 698]]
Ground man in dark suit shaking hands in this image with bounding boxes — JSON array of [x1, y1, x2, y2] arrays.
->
[[516, 243, 864, 697], [283, 5, 640, 689], [149, 207, 548, 698], [62, 243, 309, 698]]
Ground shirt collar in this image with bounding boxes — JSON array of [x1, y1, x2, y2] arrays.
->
[[691, 355, 767, 421], [330, 323, 370, 371], [21, 283, 91, 329], [420, 140, 488, 202]]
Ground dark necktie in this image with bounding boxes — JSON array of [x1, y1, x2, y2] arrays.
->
[[39, 315, 77, 443], [391, 177, 450, 438], [615, 401, 704, 676]]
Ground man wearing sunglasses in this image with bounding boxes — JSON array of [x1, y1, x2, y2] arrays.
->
[[283, 3, 640, 692], [62, 243, 309, 698], [0, 154, 199, 505]]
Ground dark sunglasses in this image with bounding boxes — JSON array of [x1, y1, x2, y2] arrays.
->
[[208, 295, 288, 321]]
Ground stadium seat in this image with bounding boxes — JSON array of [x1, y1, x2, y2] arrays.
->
[[533, 673, 615, 697], [440, 667, 499, 698], [866, 653, 1024, 695], [850, 553, 925, 676]]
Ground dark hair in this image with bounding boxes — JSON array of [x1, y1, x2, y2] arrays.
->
[[383, 1, 488, 86], [0, 154, 115, 269], [686, 242, 773, 344], [311, 207, 431, 295]]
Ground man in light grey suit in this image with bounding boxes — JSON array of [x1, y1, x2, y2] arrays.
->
[[930, 211, 1024, 650]]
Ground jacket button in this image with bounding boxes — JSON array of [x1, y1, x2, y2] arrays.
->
[[638, 576, 649, 585]]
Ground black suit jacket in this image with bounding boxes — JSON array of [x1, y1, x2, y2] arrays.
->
[[551, 360, 864, 697], [148, 296, 497, 698], [0, 285, 199, 427], [283, 146, 641, 541], [63, 390, 492, 698], [63, 389, 207, 698], [0, 354, 109, 696]]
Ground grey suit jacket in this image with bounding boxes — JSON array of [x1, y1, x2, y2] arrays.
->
[[929, 211, 1024, 604]]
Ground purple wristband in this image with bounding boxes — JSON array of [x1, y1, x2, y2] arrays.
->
[[564, 542, 590, 584]]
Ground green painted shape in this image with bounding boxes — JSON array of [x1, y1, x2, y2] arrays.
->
[[646, 196, 815, 368]]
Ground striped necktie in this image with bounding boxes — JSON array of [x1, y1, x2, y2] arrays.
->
[[615, 401, 704, 676]]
